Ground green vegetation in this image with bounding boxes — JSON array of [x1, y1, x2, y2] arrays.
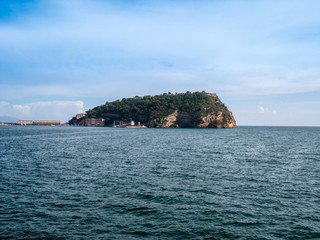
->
[[69, 91, 233, 127]]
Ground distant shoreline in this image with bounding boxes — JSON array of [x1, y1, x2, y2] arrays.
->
[[1, 124, 319, 128]]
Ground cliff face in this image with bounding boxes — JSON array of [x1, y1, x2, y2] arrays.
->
[[158, 110, 236, 128], [69, 91, 237, 128], [197, 111, 236, 128], [159, 110, 194, 128]]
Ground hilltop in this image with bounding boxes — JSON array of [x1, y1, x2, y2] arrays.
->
[[69, 91, 237, 128]]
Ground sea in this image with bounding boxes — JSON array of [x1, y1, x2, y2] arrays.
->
[[0, 126, 319, 239]]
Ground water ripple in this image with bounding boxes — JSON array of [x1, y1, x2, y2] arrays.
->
[[1, 126, 320, 239]]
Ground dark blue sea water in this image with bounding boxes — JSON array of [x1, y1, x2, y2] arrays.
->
[[1, 126, 319, 239]]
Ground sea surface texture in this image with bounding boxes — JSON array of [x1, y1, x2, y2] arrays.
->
[[1, 126, 319, 239]]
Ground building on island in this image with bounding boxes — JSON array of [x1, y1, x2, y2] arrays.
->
[[34, 120, 61, 126], [202, 90, 217, 97], [17, 120, 33, 125], [84, 118, 105, 126], [76, 113, 86, 119], [111, 119, 146, 128], [95, 118, 105, 126], [16, 120, 61, 125], [84, 118, 95, 126]]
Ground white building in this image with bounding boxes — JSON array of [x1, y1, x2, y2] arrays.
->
[[17, 120, 33, 125]]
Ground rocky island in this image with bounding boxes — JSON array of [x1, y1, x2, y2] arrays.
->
[[69, 91, 236, 128]]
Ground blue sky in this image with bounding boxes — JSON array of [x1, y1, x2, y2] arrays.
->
[[0, 0, 319, 125]]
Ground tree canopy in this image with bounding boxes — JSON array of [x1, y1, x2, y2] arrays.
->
[[70, 91, 232, 127]]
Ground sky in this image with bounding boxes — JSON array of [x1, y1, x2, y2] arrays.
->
[[0, 0, 319, 126]]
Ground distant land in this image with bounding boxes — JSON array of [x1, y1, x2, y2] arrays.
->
[[69, 91, 237, 128], [0, 120, 62, 126]]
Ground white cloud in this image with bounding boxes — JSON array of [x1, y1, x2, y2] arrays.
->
[[259, 106, 265, 114], [13, 104, 31, 114], [259, 106, 277, 115], [12, 100, 84, 122]]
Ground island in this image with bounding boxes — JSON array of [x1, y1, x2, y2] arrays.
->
[[69, 91, 237, 128]]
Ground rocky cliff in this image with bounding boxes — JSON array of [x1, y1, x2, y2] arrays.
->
[[69, 91, 237, 128], [159, 109, 236, 128]]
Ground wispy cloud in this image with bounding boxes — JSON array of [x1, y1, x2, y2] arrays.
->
[[13, 104, 31, 115], [1, 101, 84, 122], [13, 101, 84, 121], [259, 107, 277, 115], [0, 0, 320, 98]]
